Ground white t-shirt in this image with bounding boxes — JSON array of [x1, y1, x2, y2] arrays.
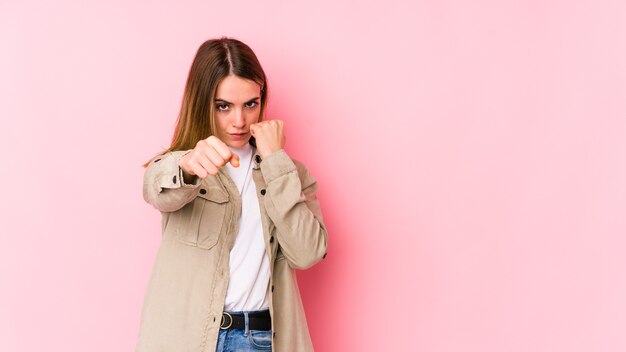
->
[[223, 142, 271, 311]]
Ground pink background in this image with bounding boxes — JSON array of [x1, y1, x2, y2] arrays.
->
[[2, 0, 625, 351]]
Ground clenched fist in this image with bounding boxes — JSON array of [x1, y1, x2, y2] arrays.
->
[[250, 119, 285, 159], [179, 136, 240, 181]]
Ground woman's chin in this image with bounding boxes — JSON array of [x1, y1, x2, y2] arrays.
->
[[226, 139, 249, 148]]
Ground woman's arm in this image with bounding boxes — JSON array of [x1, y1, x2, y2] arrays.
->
[[143, 150, 203, 212], [260, 149, 329, 270]]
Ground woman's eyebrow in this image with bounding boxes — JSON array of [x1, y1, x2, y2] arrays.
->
[[214, 97, 260, 104]]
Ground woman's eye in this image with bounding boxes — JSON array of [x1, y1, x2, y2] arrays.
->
[[216, 103, 229, 111], [245, 101, 258, 109]]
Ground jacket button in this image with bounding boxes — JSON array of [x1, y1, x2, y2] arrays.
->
[[271, 285, 274, 292], [255, 155, 262, 163], [260, 189, 266, 195], [323, 252, 327, 259], [199, 189, 207, 194], [173, 175, 177, 184], [269, 236, 274, 243], [273, 332, 276, 338], [154, 158, 161, 163]]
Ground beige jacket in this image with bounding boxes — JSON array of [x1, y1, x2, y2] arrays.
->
[[136, 146, 328, 352]]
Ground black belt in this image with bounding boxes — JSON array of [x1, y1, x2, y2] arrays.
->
[[220, 310, 272, 331]]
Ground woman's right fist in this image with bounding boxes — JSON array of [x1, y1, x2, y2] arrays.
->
[[179, 136, 240, 180]]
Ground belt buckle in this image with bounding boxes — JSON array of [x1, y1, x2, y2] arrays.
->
[[220, 312, 233, 330]]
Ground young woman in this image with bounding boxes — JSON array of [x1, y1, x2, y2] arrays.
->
[[136, 37, 328, 352]]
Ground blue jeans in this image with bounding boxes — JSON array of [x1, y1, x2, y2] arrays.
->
[[215, 309, 272, 351]]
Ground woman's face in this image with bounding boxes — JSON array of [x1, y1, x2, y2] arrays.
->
[[213, 74, 262, 148]]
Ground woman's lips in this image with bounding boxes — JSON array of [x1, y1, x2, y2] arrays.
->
[[229, 132, 248, 140]]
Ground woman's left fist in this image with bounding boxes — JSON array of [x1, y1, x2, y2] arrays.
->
[[250, 119, 286, 159]]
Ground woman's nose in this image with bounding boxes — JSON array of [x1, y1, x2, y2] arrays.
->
[[233, 108, 245, 127]]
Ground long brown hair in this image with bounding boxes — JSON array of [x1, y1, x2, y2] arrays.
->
[[142, 36, 269, 168]]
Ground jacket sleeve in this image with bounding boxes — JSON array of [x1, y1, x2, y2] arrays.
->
[[260, 149, 329, 270], [143, 149, 203, 212]]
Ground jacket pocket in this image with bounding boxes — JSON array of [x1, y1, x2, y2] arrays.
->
[[172, 186, 229, 249]]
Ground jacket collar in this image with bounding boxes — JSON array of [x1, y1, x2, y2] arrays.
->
[[249, 136, 262, 170]]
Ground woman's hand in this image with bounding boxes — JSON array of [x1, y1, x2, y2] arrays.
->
[[250, 119, 286, 159], [179, 136, 240, 181]]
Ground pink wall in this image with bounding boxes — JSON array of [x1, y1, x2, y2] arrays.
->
[[2, 0, 625, 351]]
